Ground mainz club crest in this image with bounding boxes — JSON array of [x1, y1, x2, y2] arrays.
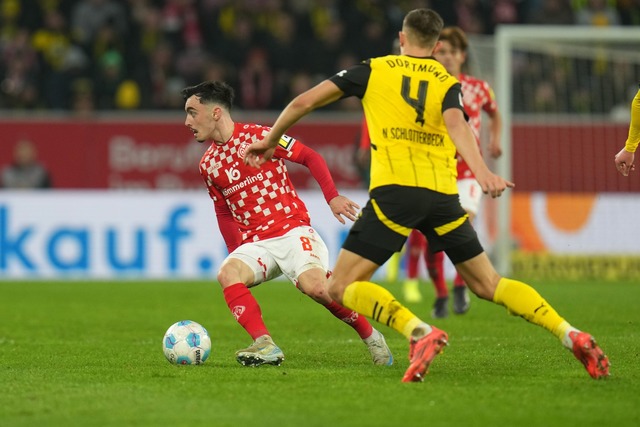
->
[[232, 305, 246, 320], [238, 142, 250, 159]]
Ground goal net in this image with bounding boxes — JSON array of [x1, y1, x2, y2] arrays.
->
[[468, 26, 640, 281]]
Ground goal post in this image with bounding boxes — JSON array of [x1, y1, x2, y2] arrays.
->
[[487, 26, 640, 279]]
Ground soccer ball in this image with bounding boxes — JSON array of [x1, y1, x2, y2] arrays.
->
[[162, 320, 212, 365]]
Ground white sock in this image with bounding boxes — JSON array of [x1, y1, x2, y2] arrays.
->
[[362, 329, 375, 343], [561, 326, 580, 349], [410, 322, 433, 340]]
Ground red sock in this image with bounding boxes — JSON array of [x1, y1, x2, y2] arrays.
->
[[425, 243, 448, 298], [407, 250, 420, 279], [223, 283, 269, 340], [406, 230, 426, 279], [453, 271, 466, 288], [324, 300, 373, 339]]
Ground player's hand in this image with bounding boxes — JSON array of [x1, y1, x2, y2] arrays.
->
[[476, 170, 515, 198], [355, 147, 370, 168], [488, 143, 502, 159], [328, 195, 360, 224], [614, 148, 635, 177], [243, 137, 277, 168]]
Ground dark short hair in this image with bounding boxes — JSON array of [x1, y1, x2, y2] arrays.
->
[[403, 9, 443, 48], [181, 81, 235, 110]]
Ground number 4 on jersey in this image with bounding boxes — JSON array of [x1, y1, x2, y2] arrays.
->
[[401, 76, 428, 126]]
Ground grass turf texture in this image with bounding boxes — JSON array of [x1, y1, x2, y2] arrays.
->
[[1, 279, 638, 427]]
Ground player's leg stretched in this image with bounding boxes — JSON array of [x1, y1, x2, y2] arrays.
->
[[297, 268, 393, 366], [329, 249, 448, 383], [456, 252, 610, 379]]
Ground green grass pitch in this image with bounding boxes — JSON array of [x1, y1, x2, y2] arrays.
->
[[1, 279, 638, 427]]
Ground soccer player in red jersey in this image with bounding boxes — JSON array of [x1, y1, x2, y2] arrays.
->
[[402, 26, 504, 318], [181, 81, 393, 367], [615, 85, 639, 176]]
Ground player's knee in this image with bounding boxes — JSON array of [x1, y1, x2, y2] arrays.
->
[[303, 283, 330, 302], [216, 266, 232, 287], [298, 275, 330, 303], [217, 258, 255, 288], [298, 267, 331, 303], [217, 263, 244, 288]]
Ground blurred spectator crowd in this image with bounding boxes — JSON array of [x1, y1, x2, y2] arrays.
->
[[1, 0, 639, 113]]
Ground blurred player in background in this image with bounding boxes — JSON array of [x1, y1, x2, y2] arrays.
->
[[1, 139, 52, 189], [615, 85, 639, 176], [402, 26, 503, 318], [182, 80, 393, 367], [244, 8, 609, 382]]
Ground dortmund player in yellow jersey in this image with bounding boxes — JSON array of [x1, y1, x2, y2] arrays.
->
[[615, 86, 639, 176], [245, 8, 609, 382]]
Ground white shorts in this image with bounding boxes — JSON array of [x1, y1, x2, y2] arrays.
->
[[457, 178, 482, 215], [227, 225, 329, 286]]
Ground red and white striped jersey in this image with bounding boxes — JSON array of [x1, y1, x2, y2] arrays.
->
[[199, 122, 311, 244], [457, 73, 498, 179]]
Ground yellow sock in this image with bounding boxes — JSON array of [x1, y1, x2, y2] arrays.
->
[[343, 281, 425, 339], [385, 251, 402, 282], [493, 277, 570, 341]]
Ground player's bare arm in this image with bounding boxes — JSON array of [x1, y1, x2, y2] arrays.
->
[[487, 109, 503, 159], [244, 80, 344, 168], [444, 108, 514, 197], [329, 195, 360, 224]]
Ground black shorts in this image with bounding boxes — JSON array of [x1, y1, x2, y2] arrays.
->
[[342, 185, 483, 266]]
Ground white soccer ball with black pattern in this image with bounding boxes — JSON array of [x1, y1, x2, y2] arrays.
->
[[162, 320, 212, 365]]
